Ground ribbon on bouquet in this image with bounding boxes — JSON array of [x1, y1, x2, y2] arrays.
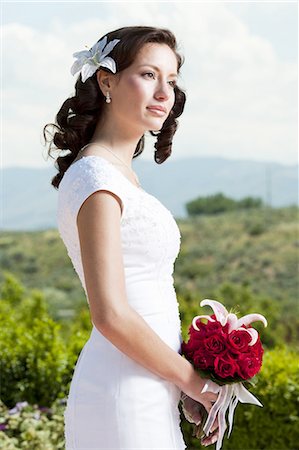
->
[[202, 381, 263, 450]]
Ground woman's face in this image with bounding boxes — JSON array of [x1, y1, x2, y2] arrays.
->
[[108, 43, 179, 133]]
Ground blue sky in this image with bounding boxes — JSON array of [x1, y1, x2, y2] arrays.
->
[[2, 1, 298, 168]]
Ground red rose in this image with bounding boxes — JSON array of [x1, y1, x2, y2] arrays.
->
[[189, 323, 206, 340], [250, 338, 264, 361], [193, 349, 215, 370], [191, 318, 225, 337], [181, 341, 195, 360], [214, 353, 238, 379], [204, 333, 226, 355], [194, 319, 228, 340], [237, 353, 262, 379], [228, 329, 252, 353], [181, 328, 205, 357], [208, 316, 230, 334]]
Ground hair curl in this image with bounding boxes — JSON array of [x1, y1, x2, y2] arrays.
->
[[43, 25, 187, 189]]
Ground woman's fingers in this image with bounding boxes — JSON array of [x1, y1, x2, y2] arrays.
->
[[201, 414, 219, 446], [201, 397, 217, 413], [201, 429, 218, 447], [210, 416, 219, 434], [182, 396, 205, 425], [204, 392, 218, 402]]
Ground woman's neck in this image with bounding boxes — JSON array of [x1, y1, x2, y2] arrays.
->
[[91, 115, 144, 166]]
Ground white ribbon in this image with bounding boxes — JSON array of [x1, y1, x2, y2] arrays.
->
[[203, 382, 263, 450]]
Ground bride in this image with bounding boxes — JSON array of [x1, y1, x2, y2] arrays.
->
[[44, 25, 219, 449]]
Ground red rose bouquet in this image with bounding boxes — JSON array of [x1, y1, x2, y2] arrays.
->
[[180, 299, 267, 450]]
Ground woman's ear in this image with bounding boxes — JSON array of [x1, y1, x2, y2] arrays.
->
[[96, 69, 113, 96]]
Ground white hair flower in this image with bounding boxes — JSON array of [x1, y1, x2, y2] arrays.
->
[[70, 35, 121, 82]]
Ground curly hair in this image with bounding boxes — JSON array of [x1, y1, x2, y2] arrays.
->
[[43, 25, 187, 189]]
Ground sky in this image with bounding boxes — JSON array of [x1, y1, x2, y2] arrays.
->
[[1, 1, 298, 168]]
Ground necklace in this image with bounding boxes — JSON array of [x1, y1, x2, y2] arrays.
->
[[79, 143, 141, 188]]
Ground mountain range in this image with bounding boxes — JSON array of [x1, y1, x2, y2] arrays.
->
[[1, 156, 297, 230]]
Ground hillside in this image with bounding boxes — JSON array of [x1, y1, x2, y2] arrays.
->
[[1, 206, 297, 326], [1, 156, 297, 230]]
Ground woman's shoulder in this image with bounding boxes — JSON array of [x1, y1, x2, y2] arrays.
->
[[69, 154, 118, 174], [60, 155, 121, 190], [57, 155, 134, 222]]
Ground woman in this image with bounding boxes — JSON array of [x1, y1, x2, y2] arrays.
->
[[44, 26, 219, 449]]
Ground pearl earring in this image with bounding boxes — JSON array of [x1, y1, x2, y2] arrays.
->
[[106, 91, 111, 103]]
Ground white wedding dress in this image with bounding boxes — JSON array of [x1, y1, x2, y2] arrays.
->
[[57, 155, 187, 449]]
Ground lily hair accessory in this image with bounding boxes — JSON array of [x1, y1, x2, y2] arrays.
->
[[70, 35, 121, 83]]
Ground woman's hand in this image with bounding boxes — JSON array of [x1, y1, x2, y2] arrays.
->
[[180, 392, 207, 426], [180, 392, 220, 446], [179, 372, 221, 446], [178, 370, 220, 414]]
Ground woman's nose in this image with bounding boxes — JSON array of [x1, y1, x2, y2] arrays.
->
[[154, 80, 171, 100]]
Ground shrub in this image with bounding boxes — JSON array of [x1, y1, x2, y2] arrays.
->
[[0, 274, 67, 407], [0, 274, 91, 408], [186, 193, 237, 216], [186, 193, 263, 216], [0, 305, 68, 408]]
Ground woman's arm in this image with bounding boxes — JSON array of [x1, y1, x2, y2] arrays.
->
[[77, 189, 217, 410]]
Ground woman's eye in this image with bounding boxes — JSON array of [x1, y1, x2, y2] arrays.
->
[[142, 72, 177, 88], [143, 72, 155, 79]]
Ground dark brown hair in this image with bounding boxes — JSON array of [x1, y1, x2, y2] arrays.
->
[[43, 26, 186, 189]]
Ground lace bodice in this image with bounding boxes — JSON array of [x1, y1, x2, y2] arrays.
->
[[57, 156, 182, 330]]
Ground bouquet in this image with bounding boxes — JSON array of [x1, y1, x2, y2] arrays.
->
[[180, 299, 267, 450]]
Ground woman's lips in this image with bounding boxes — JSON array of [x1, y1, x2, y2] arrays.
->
[[146, 107, 166, 116]]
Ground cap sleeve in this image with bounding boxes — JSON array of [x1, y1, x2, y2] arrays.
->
[[61, 157, 127, 224]]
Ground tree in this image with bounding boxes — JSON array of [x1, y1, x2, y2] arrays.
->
[[186, 193, 264, 216]]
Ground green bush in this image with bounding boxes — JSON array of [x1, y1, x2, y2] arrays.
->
[[186, 193, 263, 216], [1, 275, 71, 407], [0, 274, 91, 408], [0, 301, 67, 408], [180, 347, 299, 450], [186, 193, 237, 216]]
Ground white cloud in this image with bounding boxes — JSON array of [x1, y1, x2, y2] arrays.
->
[[1, 2, 297, 168]]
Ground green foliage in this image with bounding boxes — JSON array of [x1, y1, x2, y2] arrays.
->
[[0, 273, 92, 409], [0, 275, 80, 408], [180, 347, 299, 450], [0, 230, 86, 320], [0, 398, 65, 449], [0, 272, 24, 305], [186, 192, 263, 216]]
